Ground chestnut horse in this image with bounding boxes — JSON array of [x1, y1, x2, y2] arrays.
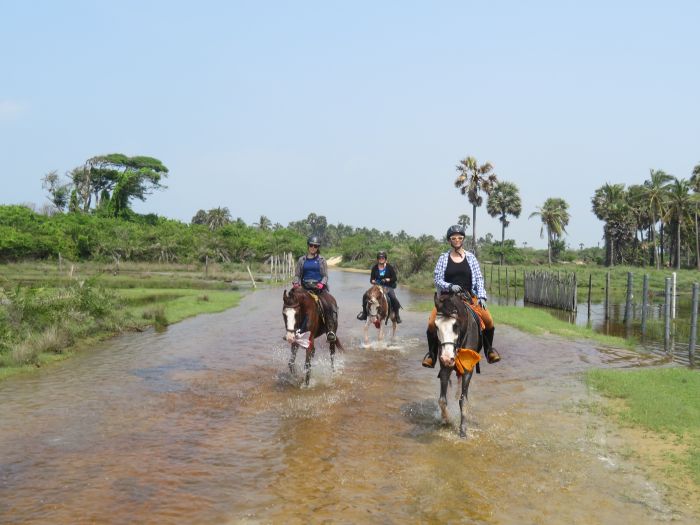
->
[[433, 292, 482, 438], [361, 285, 398, 345], [282, 287, 342, 386]]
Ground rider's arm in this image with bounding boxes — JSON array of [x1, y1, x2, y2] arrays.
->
[[369, 264, 378, 284], [292, 256, 304, 285], [385, 264, 397, 287], [319, 257, 328, 286], [433, 252, 452, 292], [466, 252, 487, 300]]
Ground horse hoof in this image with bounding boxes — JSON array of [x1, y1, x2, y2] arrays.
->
[[459, 431, 467, 439]]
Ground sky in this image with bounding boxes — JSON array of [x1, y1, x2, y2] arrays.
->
[[1, 0, 698, 249]]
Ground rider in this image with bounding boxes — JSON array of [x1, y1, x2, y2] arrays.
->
[[422, 224, 500, 368], [292, 235, 338, 342], [356, 250, 402, 324]]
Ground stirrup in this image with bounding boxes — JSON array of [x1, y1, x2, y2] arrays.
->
[[421, 353, 435, 368], [486, 348, 501, 363]]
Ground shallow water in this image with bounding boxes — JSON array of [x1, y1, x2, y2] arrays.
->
[[0, 270, 695, 524]]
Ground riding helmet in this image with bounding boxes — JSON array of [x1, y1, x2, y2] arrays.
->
[[446, 224, 466, 240], [376, 250, 387, 259], [307, 235, 321, 246]]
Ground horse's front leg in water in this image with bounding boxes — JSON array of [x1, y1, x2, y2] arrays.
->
[[303, 340, 315, 387], [288, 343, 298, 375], [438, 366, 451, 424], [329, 341, 335, 372], [458, 370, 474, 438]]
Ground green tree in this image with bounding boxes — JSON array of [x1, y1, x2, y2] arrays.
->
[[641, 169, 673, 268], [253, 215, 272, 231], [457, 214, 471, 231], [529, 198, 570, 265], [204, 207, 232, 231], [453, 156, 498, 255], [592, 183, 629, 267], [486, 181, 522, 265], [41, 170, 70, 212], [690, 163, 700, 269], [664, 178, 696, 269]]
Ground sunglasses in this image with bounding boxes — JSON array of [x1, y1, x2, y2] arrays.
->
[[308, 244, 320, 248], [450, 236, 465, 241]]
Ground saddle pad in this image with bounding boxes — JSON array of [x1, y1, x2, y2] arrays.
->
[[455, 348, 481, 376]]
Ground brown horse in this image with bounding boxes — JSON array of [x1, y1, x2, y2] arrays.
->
[[282, 287, 342, 386], [433, 292, 482, 438], [361, 285, 398, 346]]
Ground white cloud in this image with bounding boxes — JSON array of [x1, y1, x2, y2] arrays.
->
[[0, 100, 26, 120]]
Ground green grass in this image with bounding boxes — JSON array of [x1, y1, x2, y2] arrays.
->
[[409, 299, 633, 348], [586, 368, 700, 485], [0, 262, 246, 381]]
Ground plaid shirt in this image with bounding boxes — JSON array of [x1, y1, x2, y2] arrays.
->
[[433, 250, 487, 300]]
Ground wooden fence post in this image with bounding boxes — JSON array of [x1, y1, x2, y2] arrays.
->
[[641, 274, 649, 337], [664, 277, 671, 353], [604, 271, 610, 321], [689, 282, 698, 365], [624, 272, 633, 326], [587, 274, 592, 319]]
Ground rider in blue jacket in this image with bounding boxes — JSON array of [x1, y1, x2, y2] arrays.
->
[[357, 251, 402, 323], [292, 235, 337, 342]]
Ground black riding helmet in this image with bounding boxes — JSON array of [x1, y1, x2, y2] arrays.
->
[[376, 250, 387, 259], [307, 235, 321, 247], [446, 224, 466, 240]]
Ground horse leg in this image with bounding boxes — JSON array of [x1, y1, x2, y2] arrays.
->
[[329, 341, 336, 372], [288, 343, 298, 374], [378, 320, 384, 343], [458, 370, 474, 438], [391, 320, 397, 344], [304, 340, 315, 387], [363, 320, 370, 346], [438, 366, 451, 424]]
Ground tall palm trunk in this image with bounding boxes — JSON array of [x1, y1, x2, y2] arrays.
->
[[676, 219, 681, 270], [500, 217, 506, 266], [695, 205, 699, 270], [660, 223, 665, 267], [651, 220, 659, 269], [472, 203, 477, 255], [547, 226, 552, 265]]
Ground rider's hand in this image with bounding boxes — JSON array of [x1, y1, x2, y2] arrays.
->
[[384, 278, 390, 283], [478, 298, 487, 310], [450, 284, 463, 294], [316, 283, 324, 289]]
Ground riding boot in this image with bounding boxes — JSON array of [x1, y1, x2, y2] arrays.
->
[[326, 307, 338, 343], [357, 293, 368, 320], [422, 329, 439, 368], [483, 327, 500, 363]]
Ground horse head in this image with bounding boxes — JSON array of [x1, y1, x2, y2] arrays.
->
[[434, 293, 470, 367], [282, 289, 304, 343], [365, 285, 386, 319]]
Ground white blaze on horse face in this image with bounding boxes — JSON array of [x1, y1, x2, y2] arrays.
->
[[368, 298, 380, 317], [435, 315, 458, 365], [283, 307, 297, 342]]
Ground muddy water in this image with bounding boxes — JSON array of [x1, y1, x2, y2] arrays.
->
[[0, 270, 695, 524]]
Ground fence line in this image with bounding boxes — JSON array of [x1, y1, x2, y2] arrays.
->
[[523, 270, 577, 311]]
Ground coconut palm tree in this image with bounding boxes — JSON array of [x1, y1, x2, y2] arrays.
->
[[529, 198, 570, 265], [454, 156, 498, 255], [253, 215, 272, 231], [690, 163, 700, 269], [642, 170, 673, 268], [457, 214, 471, 231], [206, 207, 232, 231], [486, 181, 522, 265], [592, 183, 628, 267], [664, 178, 697, 269]]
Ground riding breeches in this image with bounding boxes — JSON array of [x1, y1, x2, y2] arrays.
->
[[427, 295, 493, 333]]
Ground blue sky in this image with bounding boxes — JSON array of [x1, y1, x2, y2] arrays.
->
[[1, 1, 698, 248]]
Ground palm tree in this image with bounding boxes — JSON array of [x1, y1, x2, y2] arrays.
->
[[642, 170, 673, 268], [529, 198, 570, 265], [690, 163, 700, 269], [457, 214, 471, 231], [253, 215, 272, 231], [486, 181, 522, 265], [592, 183, 629, 267], [454, 156, 498, 255], [206, 207, 232, 231], [664, 178, 696, 269]]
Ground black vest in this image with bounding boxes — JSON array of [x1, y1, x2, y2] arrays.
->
[[444, 256, 472, 292]]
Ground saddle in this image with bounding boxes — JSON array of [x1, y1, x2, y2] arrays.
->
[[307, 289, 327, 326]]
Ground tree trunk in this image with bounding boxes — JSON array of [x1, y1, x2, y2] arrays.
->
[[547, 227, 552, 265], [676, 219, 681, 270], [660, 222, 665, 267], [500, 217, 505, 266], [472, 204, 477, 256], [695, 206, 699, 270]]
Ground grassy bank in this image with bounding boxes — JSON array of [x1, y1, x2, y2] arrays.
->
[[0, 262, 245, 380], [409, 299, 632, 348], [586, 368, 700, 487]]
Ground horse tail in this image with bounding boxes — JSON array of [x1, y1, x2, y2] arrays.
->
[[334, 338, 344, 351]]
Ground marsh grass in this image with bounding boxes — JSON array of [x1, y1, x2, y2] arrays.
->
[[586, 368, 700, 485], [0, 263, 244, 379]]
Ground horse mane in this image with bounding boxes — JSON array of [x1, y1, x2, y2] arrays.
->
[[435, 293, 468, 318]]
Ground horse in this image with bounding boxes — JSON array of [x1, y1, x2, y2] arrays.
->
[[282, 287, 342, 386], [361, 284, 398, 346], [432, 292, 483, 438]]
